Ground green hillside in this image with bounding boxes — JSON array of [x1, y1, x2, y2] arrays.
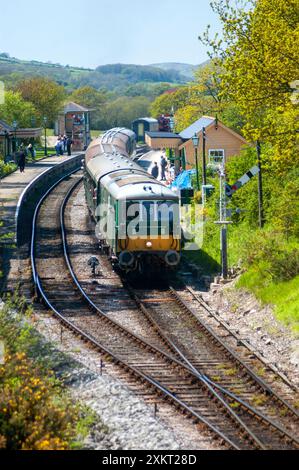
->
[[0, 53, 191, 92]]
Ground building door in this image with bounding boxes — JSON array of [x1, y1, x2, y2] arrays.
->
[[138, 123, 144, 141]]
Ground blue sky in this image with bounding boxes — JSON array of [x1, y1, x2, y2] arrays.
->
[[0, 0, 221, 68]]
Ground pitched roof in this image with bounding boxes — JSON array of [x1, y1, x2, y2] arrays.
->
[[0, 119, 13, 132], [62, 101, 91, 113], [146, 131, 181, 139], [132, 117, 158, 124], [0, 120, 42, 138], [179, 116, 215, 140]]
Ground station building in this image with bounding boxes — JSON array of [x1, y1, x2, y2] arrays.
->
[[145, 116, 248, 170], [0, 119, 42, 160], [56, 101, 92, 151]]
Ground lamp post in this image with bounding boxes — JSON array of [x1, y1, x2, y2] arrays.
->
[[202, 127, 207, 185], [43, 116, 48, 156], [12, 120, 18, 152], [4, 130, 9, 159], [169, 117, 175, 133], [169, 117, 175, 164], [192, 133, 200, 191]]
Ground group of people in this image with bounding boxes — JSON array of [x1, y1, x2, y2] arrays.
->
[[55, 135, 73, 156], [151, 155, 176, 184], [151, 155, 168, 180], [15, 134, 73, 173]]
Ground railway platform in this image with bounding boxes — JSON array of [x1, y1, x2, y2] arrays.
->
[[0, 153, 83, 294]]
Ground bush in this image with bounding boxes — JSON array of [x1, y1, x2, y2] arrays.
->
[[0, 160, 17, 178], [240, 229, 299, 282], [0, 352, 78, 450], [0, 297, 86, 450]]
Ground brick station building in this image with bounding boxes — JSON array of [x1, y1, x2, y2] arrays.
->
[[145, 116, 248, 170]]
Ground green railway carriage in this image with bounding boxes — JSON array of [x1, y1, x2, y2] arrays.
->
[[84, 128, 181, 274]]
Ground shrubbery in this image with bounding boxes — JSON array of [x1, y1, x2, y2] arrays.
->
[[239, 229, 299, 283], [0, 296, 91, 450], [0, 159, 17, 178], [188, 146, 299, 329], [0, 352, 78, 449]]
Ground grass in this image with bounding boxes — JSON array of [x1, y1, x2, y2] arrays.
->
[[229, 402, 240, 409], [90, 130, 104, 139], [186, 208, 299, 334], [33, 149, 56, 160], [251, 393, 268, 407], [238, 271, 299, 334]]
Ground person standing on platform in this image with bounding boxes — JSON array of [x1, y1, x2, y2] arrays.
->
[[151, 162, 159, 179], [66, 137, 73, 156], [18, 146, 26, 173], [63, 135, 67, 153], [160, 155, 167, 181], [55, 138, 61, 156], [59, 138, 64, 155], [27, 143, 35, 160]]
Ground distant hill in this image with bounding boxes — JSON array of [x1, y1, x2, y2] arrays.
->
[[150, 61, 209, 79], [0, 53, 192, 92]]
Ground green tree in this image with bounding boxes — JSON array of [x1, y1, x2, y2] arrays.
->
[[69, 86, 107, 109], [69, 86, 108, 130], [200, 0, 299, 171], [17, 77, 65, 124], [101, 96, 151, 129], [0, 90, 37, 127], [150, 92, 177, 118]]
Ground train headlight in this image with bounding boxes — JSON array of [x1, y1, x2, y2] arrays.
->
[[146, 241, 152, 248]]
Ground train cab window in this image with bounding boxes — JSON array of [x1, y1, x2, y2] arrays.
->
[[125, 200, 178, 237]]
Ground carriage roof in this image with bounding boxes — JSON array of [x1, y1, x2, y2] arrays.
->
[[86, 152, 178, 201]]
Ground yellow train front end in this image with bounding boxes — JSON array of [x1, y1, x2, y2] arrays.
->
[[115, 199, 181, 273]]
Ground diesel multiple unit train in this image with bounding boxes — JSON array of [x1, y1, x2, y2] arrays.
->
[[83, 128, 181, 274]]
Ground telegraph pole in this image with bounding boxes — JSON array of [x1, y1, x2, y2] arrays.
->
[[256, 140, 264, 228]]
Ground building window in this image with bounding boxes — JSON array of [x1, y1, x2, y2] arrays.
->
[[209, 149, 225, 164]]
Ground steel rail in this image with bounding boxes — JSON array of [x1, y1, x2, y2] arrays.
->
[[61, 179, 297, 449], [127, 285, 299, 448], [30, 174, 245, 450], [185, 285, 298, 393], [170, 286, 299, 419], [31, 174, 297, 450], [59, 181, 264, 450]]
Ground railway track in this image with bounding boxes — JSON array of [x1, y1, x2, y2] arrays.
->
[[183, 285, 298, 394], [31, 173, 299, 450], [127, 285, 299, 438]]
